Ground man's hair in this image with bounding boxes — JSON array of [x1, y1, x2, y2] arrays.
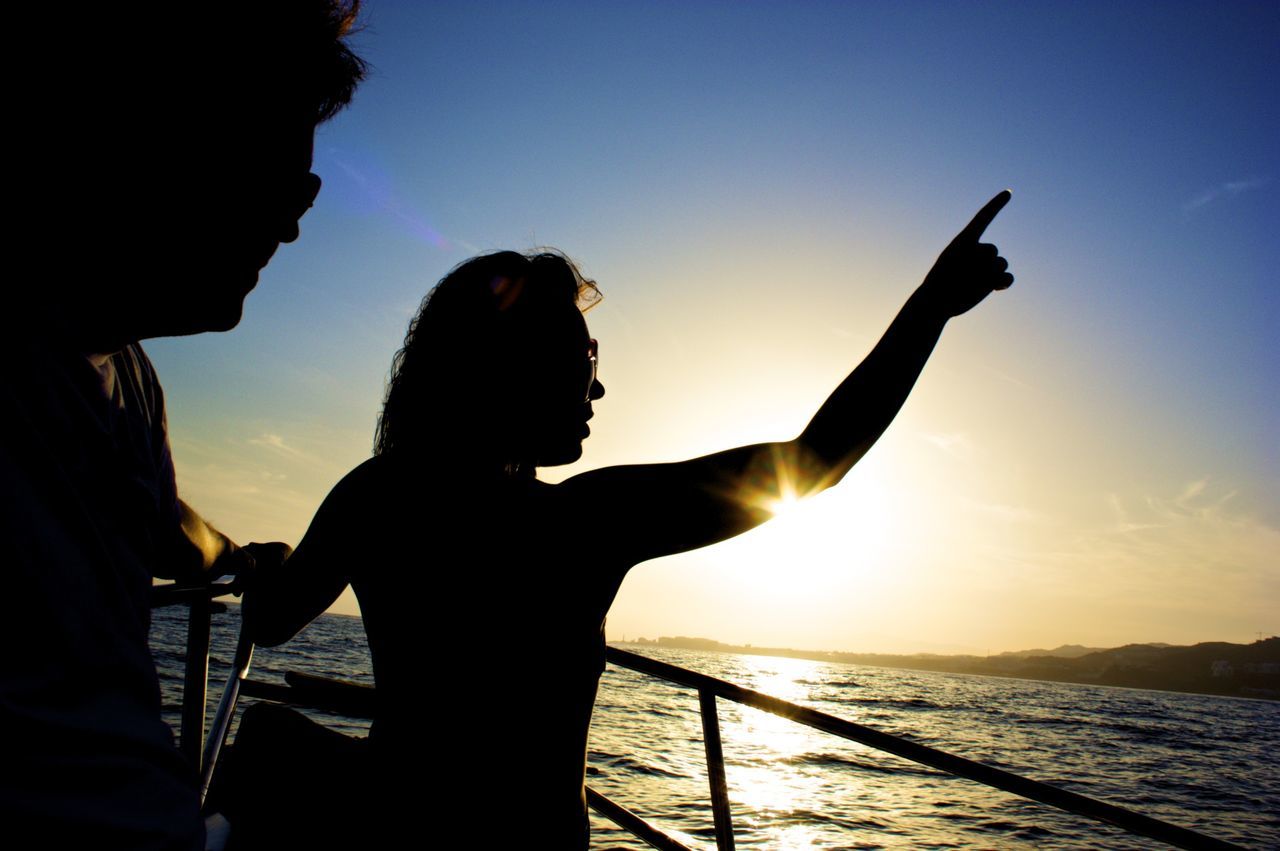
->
[[213, 0, 369, 124], [27, 1, 367, 131]]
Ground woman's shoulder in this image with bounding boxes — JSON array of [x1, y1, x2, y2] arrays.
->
[[308, 457, 405, 529], [329, 453, 583, 515], [328, 453, 475, 512], [322, 456, 382, 504], [338, 455, 387, 489]]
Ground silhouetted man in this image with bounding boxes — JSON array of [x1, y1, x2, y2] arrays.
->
[[2, 4, 366, 848]]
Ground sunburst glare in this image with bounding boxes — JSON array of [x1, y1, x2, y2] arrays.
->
[[734, 443, 829, 520], [765, 488, 803, 518], [713, 446, 906, 613]]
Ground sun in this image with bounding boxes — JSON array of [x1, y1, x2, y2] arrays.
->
[[764, 486, 804, 518], [732, 443, 832, 520], [710, 447, 905, 610]]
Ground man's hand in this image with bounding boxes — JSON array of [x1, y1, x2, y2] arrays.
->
[[235, 541, 293, 593], [917, 190, 1014, 318]]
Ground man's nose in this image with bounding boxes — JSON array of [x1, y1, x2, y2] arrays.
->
[[280, 173, 322, 244], [589, 379, 605, 401]]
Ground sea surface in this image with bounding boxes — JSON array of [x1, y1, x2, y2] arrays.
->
[[151, 607, 1278, 849]]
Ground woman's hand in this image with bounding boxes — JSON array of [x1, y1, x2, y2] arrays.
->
[[917, 190, 1014, 318]]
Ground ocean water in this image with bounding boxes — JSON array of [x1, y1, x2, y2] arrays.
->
[[151, 607, 1278, 849]]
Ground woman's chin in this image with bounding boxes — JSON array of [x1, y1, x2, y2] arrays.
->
[[537, 441, 585, 468]]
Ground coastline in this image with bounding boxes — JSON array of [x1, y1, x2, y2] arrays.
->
[[624, 635, 1280, 701]]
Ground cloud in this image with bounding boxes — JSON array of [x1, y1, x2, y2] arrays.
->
[[1182, 176, 1271, 214], [965, 500, 1046, 524], [249, 432, 298, 455], [247, 431, 350, 471], [922, 431, 975, 460], [1004, 480, 1280, 623], [174, 460, 318, 544], [1177, 477, 1207, 503], [169, 425, 365, 544], [982, 365, 1033, 390], [1106, 491, 1163, 533]]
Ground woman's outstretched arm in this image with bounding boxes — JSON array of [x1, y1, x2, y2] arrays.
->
[[560, 191, 1014, 566]]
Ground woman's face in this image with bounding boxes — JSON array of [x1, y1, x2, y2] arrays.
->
[[509, 301, 605, 467]]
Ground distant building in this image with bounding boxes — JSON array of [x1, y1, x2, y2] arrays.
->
[[1211, 660, 1234, 677]]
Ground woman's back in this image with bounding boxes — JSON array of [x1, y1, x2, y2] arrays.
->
[[326, 455, 625, 842]]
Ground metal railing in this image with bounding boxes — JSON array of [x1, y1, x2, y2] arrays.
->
[[162, 583, 1242, 851], [151, 580, 240, 769], [605, 646, 1242, 851]]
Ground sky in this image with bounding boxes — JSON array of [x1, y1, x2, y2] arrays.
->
[[149, 1, 1278, 655]]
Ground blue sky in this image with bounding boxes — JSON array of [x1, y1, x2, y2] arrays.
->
[[150, 1, 1278, 653]]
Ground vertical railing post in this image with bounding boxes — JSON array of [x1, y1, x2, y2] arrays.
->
[[180, 594, 211, 770], [699, 689, 736, 851]]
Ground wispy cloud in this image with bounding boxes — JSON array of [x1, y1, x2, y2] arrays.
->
[[994, 480, 1280, 632], [1177, 477, 1207, 503], [1106, 491, 1163, 533], [965, 499, 1046, 524], [248, 432, 301, 457], [1182, 176, 1271, 214], [170, 425, 365, 544], [982, 364, 1033, 390], [922, 431, 975, 460]]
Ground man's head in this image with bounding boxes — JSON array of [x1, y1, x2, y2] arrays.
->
[[27, 1, 368, 351]]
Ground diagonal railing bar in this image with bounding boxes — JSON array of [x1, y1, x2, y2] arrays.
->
[[200, 620, 255, 807], [607, 646, 1242, 851], [586, 788, 695, 851]]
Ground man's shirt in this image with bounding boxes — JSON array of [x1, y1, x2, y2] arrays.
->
[[2, 342, 203, 850]]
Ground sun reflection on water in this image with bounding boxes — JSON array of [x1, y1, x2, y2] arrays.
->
[[718, 656, 870, 844]]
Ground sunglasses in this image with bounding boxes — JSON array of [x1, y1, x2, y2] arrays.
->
[[585, 338, 599, 402]]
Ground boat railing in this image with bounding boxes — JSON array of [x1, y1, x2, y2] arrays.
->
[[601, 647, 1241, 851], [156, 581, 1242, 851], [152, 580, 240, 769]]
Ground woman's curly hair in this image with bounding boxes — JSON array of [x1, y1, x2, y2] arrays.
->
[[374, 250, 600, 460]]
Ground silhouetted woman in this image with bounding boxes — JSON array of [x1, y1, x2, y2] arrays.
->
[[243, 191, 1014, 847]]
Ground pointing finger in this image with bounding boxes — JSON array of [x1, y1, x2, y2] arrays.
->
[[958, 189, 1012, 243]]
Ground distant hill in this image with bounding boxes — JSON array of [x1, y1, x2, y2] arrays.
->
[[632, 636, 1280, 700], [996, 644, 1109, 658], [995, 642, 1177, 659]]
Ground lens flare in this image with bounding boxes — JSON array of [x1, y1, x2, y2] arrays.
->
[[322, 146, 456, 250]]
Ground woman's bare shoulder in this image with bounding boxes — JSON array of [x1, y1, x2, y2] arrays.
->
[[324, 454, 464, 518], [318, 457, 376, 503], [307, 457, 399, 530]]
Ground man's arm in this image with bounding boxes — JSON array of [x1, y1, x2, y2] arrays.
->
[[158, 500, 291, 583], [150, 500, 242, 581], [175, 499, 244, 578]]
